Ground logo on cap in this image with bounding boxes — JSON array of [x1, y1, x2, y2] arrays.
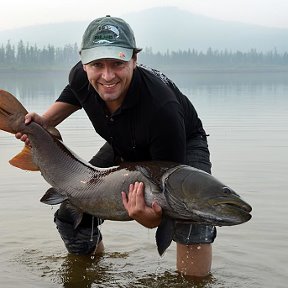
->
[[118, 52, 126, 59], [93, 25, 120, 44]]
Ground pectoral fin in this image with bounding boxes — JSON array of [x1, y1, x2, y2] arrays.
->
[[155, 217, 175, 256], [40, 187, 68, 205], [40, 188, 83, 229], [57, 200, 84, 229]]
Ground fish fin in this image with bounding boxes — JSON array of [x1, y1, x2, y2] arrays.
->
[[60, 201, 84, 229], [0, 90, 62, 170], [0, 90, 28, 134], [40, 187, 68, 205], [155, 217, 175, 256], [9, 145, 40, 171], [71, 208, 84, 229], [135, 162, 180, 192], [41, 190, 83, 229], [46, 126, 62, 141], [135, 165, 162, 189]]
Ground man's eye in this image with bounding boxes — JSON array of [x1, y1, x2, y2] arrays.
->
[[89, 61, 102, 68], [114, 61, 125, 67], [92, 63, 102, 68]]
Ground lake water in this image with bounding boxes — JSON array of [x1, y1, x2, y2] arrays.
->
[[0, 70, 287, 288]]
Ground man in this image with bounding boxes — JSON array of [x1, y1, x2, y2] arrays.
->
[[17, 15, 216, 277]]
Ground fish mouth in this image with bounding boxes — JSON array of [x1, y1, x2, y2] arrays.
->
[[177, 200, 252, 226], [221, 200, 252, 213], [211, 196, 252, 213], [200, 198, 252, 225], [220, 199, 252, 213], [216, 201, 252, 224], [217, 187, 252, 214]]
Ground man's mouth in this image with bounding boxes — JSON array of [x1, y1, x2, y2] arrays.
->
[[100, 82, 118, 88]]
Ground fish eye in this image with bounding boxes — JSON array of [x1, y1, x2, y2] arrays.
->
[[222, 187, 232, 194]]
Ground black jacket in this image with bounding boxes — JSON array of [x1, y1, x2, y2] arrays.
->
[[57, 62, 207, 163]]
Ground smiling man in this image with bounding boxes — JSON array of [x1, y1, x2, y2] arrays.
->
[[83, 58, 136, 113], [16, 15, 216, 277]]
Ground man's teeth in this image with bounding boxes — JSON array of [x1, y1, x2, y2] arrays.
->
[[104, 84, 116, 88]]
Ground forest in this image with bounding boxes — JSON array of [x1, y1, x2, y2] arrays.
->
[[1, 40, 288, 71]]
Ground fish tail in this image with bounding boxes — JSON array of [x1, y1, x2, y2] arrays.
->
[[0, 89, 28, 134], [0, 89, 39, 171]]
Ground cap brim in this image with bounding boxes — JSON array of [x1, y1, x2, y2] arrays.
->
[[81, 46, 133, 64]]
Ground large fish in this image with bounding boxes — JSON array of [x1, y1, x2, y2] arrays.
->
[[0, 89, 252, 255]]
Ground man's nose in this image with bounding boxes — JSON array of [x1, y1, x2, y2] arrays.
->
[[101, 66, 115, 81]]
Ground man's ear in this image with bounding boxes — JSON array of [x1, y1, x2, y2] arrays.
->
[[132, 55, 137, 69], [83, 64, 87, 72]]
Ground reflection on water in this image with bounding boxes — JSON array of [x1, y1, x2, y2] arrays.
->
[[0, 71, 287, 288], [16, 248, 218, 288], [17, 250, 130, 288]]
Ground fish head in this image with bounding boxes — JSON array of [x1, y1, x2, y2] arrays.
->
[[164, 166, 252, 226]]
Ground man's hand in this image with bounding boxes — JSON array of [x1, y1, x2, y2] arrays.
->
[[15, 112, 46, 146], [121, 181, 162, 228]]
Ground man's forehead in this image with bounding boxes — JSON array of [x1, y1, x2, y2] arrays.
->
[[89, 58, 129, 64]]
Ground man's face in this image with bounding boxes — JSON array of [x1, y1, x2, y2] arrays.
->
[[83, 57, 137, 112]]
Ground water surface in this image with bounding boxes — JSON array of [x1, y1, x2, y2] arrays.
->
[[0, 70, 287, 287]]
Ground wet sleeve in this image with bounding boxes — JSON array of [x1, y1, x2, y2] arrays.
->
[[149, 101, 186, 163]]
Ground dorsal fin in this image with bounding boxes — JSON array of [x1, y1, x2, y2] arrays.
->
[[46, 126, 62, 141]]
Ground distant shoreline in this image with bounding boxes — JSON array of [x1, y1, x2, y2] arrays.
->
[[1, 65, 288, 74], [160, 65, 288, 74]]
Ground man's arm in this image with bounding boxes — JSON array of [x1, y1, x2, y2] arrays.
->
[[40, 101, 79, 127], [15, 101, 79, 145]]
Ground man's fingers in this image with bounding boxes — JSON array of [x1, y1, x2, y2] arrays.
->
[[121, 192, 128, 209], [25, 138, 31, 147], [15, 132, 22, 139], [24, 112, 44, 126], [20, 134, 28, 142], [24, 114, 33, 124], [15, 113, 45, 146], [136, 182, 144, 194], [152, 201, 162, 215], [128, 183, 138, 206]]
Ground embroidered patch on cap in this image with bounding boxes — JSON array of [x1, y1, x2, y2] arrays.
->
[[93, 25, 120, 44], [119, 52, 126, 59]]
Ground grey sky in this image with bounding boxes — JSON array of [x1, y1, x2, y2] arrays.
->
[[1, 0, 288, 31]]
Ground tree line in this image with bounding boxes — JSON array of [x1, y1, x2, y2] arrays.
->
[[1, 40, 288, 70], [0, 40, 79, 69], [140, 47, 288, 69]]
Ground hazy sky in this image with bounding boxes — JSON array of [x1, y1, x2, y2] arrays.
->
[[1, 0, 288, 31]]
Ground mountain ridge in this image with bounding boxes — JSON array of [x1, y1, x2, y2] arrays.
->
[[1, 7, 287, 53]]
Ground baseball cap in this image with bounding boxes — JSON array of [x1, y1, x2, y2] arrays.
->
[[80, 15, 141, 64]]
